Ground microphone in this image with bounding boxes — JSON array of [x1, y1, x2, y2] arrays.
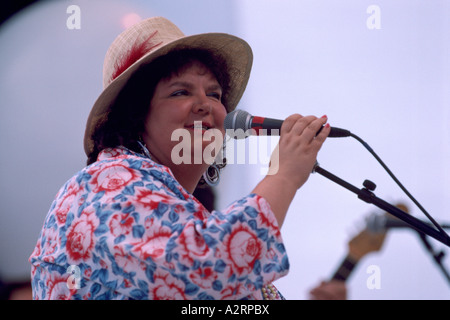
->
[[224, 109, 351, 139], [366, 213, 450, 233]]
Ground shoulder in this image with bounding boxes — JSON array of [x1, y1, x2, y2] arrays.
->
[[83, 147, 191, 201]]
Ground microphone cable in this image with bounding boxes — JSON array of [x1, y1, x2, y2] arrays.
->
[[348, 131, 450, 241]]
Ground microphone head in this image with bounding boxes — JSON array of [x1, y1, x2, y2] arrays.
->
[[224, 109, 252, 130], [224, 109, 253, 139]]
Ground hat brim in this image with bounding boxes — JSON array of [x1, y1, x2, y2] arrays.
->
[[84, 32, 253, 157]]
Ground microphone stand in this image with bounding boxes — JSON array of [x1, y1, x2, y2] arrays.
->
[[312, 164, 450, 248], [416, 232, 450, 285]]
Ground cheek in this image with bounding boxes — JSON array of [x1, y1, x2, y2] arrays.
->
[[145, 103, 176, 132], [143, 111, 157, 137], [143, 109, 170, 143], [216, 108, 227, 132]]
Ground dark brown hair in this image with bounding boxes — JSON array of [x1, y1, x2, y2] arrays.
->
[[87, 48, 230, 165]]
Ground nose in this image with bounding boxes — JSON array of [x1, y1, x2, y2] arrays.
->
[[192, 95, 212, 115]]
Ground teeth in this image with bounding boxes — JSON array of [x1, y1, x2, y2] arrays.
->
[[193, 124, 209, 130]]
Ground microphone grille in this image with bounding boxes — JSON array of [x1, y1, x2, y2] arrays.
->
[[224, 109, 251, 130]]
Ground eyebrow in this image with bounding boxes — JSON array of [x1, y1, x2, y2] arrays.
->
[[168, 81, 222, 92]]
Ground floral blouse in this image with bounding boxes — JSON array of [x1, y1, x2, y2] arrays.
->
[[29, 147, 289, 300]]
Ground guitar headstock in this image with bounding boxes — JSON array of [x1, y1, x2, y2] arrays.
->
[[348, 203, 409, 261]]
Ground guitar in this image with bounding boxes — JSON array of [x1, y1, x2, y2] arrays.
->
[[331, 203, 409, 282]]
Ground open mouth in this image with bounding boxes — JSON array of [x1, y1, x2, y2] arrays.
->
[[186, 122, 212, 131]]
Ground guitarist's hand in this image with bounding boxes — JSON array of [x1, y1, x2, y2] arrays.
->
[[309, 280, 347, 300]]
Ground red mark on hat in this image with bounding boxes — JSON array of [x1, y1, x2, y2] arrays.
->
[[111, 31, 163, 83]]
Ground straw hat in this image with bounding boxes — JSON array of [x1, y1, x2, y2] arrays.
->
[[83, 16, 253, 157]]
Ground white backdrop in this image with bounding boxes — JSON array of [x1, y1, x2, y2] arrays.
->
[[0, 0, 448, 300]]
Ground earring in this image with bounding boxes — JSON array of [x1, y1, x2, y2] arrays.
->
[[203, 163, 220, 187], [214, 138, 227, 170], [137, 139, 152, 160]]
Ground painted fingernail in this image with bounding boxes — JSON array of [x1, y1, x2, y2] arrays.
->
[[321, 115, 327, 118], [325, 123, 330, 128]]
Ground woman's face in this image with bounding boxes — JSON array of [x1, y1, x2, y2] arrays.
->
[[143, 60, 227, 169]]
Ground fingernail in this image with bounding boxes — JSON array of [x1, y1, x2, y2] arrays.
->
[[325, 123, 330, 128], [321, 115, 327, 119]]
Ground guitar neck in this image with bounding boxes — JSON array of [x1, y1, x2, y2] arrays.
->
[[331, 254, 358, 282], [328, 205, 407, 282]]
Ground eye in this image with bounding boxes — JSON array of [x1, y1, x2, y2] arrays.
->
[[207, 91, 222, 101], [170, 89, 188, 97]]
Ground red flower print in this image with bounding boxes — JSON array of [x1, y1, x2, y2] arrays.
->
[[44, 230, 58, 255], [113, 245, 135, 273], [131, 219, 172, 261], [220, 283, 248, 300], [42, 255, 55, 264], [123, 279, 132, 288], [99, 259, 109, 270], [177, 224, 210, 265], [150, 272, 187, 300], [30, 240, 41, 260], [257, 197, 281, 237], [109, 213, 134, 237], [97, 148, 123, 160], [84, 267, 92, 278], [90, 163, 140, 194], [54, 182, 79, 225], [174, 204, 185, 214], [135, 189, 171, 210], [189, 266, 217, 289], [66, 209, 99, 262], [223, 225, 263, 275], [141, 160, 153, 169], [192, 209, 207, 220], [46, 274, 76, 300]]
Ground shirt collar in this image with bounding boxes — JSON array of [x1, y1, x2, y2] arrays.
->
[[97, 146, 145, 161]]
